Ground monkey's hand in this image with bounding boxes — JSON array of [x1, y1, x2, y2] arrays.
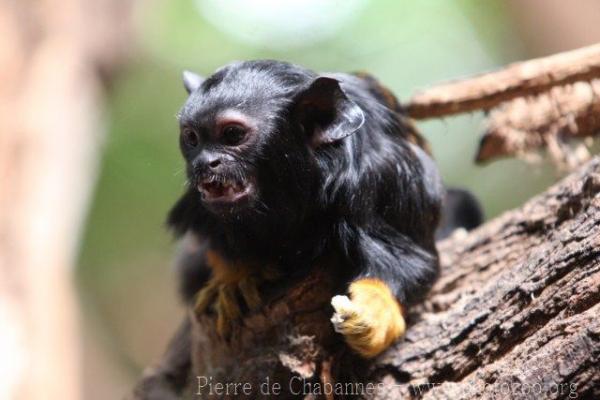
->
[[194, 268, 271, 340], [330, 279, 406, 358]]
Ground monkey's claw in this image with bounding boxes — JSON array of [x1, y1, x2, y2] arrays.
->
[[194, 274, 265, 340], [330, 279, 406, 358], [330, 295, 358, 332]]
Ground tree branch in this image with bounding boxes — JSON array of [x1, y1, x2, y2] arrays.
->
[[368, 156, 600, 399], [184, 157, 600, 399], [476, 79, 600, 169], [406, 43, 600, 119]]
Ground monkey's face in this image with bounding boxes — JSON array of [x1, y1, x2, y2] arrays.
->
[[176, 62, 364, 225], [178, 106, 261, 213], [178, 87, 305, 220]]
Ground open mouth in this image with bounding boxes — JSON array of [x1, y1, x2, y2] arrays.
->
[[198, 176, 253, 204]]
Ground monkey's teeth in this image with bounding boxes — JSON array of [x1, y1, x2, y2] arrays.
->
[[199, 175, 249, 201]]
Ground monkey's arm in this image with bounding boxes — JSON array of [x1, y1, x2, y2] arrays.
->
[[331, 222, 439, 358], [128, 317, 191, 400]]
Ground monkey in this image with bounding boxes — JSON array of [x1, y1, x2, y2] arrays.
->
[[128, 60, 482, 399]]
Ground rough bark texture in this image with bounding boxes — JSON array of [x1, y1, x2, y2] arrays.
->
[[190, 263, 350, 399], [368, 157, 600, 399], [476, 79, 600, 169], [403, 44, 600, 172], [191, 157, 600, 399], [406, 43, 600, 119]]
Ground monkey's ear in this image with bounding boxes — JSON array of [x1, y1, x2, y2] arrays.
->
[[182, 70, 204, 94], [293, 77, 365, 147]]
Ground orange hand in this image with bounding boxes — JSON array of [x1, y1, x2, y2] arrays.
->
[[331, 278, 406, 358]]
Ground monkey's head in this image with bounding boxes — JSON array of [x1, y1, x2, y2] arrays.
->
[[169, 61, 364, 241]]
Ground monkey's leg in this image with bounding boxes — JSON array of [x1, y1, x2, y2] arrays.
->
[[128, 317, 191, 400], [331, 224, 439, 358]]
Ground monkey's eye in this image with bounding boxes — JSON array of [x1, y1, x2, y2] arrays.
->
[[221, 124, 247, 146], [181, 128, 200, 148]]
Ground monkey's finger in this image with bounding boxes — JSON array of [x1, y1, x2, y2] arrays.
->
[[331, 295, 360, 333], [194, 283, 218, 314], [215, 284, 242, 339], [238, 277, 262, 311], [218, 284, 242, 321], [331, 295, 358, 317]]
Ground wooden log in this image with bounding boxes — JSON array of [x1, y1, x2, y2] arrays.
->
[[185, 157, 600, 399], [368, 156, 600, 399], [0, 1, 131, 399]]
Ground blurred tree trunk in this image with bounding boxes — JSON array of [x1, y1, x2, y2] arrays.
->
[[506, 0, 600, 56], [0, 0, 131, 399]]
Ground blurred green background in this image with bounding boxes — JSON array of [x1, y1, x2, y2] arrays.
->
[[76, 0, 598, 397]]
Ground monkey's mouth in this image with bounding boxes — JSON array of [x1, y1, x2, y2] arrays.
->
[[198, 176, 254, 204]]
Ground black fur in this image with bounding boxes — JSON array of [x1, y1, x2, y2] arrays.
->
[[130, 61, 485, 398], [169, 60, 445, 306], [436, 187, 484, 241]]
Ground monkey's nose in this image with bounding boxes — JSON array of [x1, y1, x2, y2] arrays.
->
[[195, 151, 224, 173]]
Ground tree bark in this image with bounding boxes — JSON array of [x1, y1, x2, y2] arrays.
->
[[368, 157, 600, 399], [406, 43, 600, 119], [401, 44, 600, 171], [189, 156, 600, 399], [476, 79, 600, 168]]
